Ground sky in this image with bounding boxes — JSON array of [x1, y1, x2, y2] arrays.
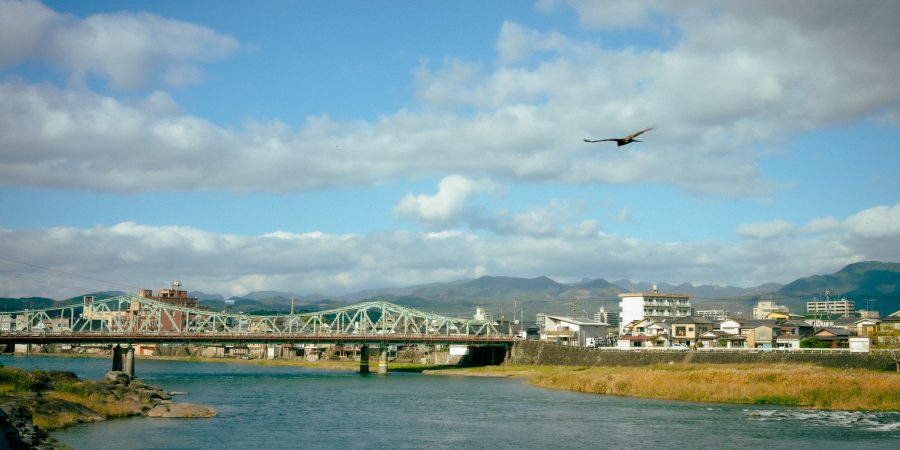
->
[[1, 0, 899, 300]]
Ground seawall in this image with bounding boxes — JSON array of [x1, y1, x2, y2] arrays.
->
[[506, 341, 898, 371]]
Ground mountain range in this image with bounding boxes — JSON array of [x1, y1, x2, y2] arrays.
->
[[3, 261, 899, 318]]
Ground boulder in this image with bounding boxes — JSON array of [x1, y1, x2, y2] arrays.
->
[[104, 371, 132, 385]]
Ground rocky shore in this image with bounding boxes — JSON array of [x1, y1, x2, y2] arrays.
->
[[0, 368, 216, 449]]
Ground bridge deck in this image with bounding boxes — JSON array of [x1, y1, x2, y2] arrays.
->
[[0, 333, 515, 346]]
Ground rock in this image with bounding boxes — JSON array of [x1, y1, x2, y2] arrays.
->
[[146, 403, 217, 418], [0, 405, 61, 450], [104, 371, 132, 385]]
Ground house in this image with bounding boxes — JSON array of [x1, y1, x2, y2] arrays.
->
[[622, 316, 670, 336], [520, 322, 541, 340], [718, 318, 743, 335], [541, 315, 608, 347], [854, 318, 879, 337], [618, 286, 691, 334], [646, 321, 672, 340], [813, 327, 850, 348], [878, 312, 900, 331], [616, 335, 656, 349], [778, 319, 814, 338], [698, 330, 730, 349], [740, 320, 778, 349], [775, 334, 802, 349], [671, 316, 714, 347]]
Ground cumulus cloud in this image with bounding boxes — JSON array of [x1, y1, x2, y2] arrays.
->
[[393, 175, 497, 229], [2, 2, 899, 197], [844, 203, 900, 238], [0, 0, 238, 89], [1, 202, 896, 299]]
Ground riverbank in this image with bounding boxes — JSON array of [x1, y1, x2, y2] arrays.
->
[[0, 366, 216, 448], [424, 363, 900, 411]]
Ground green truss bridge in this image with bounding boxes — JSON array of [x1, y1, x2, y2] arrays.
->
[[0, 295, 513, 374]]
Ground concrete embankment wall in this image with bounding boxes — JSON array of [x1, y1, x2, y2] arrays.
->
[[506, 341, 897, 371]]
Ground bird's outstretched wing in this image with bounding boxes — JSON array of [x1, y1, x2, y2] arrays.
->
[[626, 127, 653, 140], [584, 138, 616, 143]]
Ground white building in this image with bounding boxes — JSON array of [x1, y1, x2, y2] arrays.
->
[[541, 315, 608, 347], [696, 310, 728, 321], [618, 286, 691, 334], [752, 298, 789, 319], [807, 298, 855, 318]]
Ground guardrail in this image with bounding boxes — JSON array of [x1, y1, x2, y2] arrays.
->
[[578, 346, 878, 354]]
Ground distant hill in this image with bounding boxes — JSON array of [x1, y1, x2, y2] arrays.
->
[[611, 280, 780, 299], [778, 261, 900, 315], [412, 276, 567, 302], [0, 297, 55, 311], [3, 260, 897, 318], [190, 291, 225, 301]]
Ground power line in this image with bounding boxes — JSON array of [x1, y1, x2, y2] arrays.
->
[[0, 256, 140, 297]]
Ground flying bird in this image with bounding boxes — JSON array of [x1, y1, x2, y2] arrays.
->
[[584, 127, 653, 146]]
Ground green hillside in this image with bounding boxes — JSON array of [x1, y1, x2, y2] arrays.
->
[[0, 297, 55, 311], [777, 261, 900, 314]]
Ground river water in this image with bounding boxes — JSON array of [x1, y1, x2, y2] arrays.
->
[[2, 355, 898, 449]]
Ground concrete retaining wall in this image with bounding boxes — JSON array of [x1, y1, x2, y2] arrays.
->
[[506, 341, 898, 371]]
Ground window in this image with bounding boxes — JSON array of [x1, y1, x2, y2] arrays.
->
[[675, 326, 686, 337]]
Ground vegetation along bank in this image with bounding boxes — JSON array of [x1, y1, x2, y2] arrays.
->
[[0, 366, 216, 449], [426, 363, 900, 411]]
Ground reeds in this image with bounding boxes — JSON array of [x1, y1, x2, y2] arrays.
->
[[524, 364, 900, 410]]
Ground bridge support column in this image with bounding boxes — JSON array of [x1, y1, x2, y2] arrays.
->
[[377, 346, 388, 375], [112, 344, 123, 372], [359, 345, 370, 374], [124, 345, 135, 378]]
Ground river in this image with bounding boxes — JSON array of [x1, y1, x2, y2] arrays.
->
[[2, 355, 898, 449]]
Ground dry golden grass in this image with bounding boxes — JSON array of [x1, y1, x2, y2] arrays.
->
[[46, 391, 142, 418], [436, 364, 900, 411], [31, 411, 82, 430]]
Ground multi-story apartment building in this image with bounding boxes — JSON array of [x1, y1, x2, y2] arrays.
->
[[618, 286, 691, 334], [807, 297, 855, 318], [752, 298, 788, 319], [594, 307, 620, 331], [696, 309, 728, 321]]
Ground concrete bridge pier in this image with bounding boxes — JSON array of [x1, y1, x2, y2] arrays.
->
[[359, 344, 370, 374], [112, 344, 123, 372], [377, 346, 388, 375], [124, 345, 135, 377]]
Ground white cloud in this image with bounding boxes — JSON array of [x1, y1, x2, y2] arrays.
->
[[3, 2, 899, 197], [844, 203, 900, 239], [485, 199, 590, 237], [566, 0, 662, 30], [0, 0, 58, 67], [736, 219, 795, 240], [0, 0, 238, 89], [393, 175, 497, 229], [2, 202, 896, 299], [496, 21, 569, 65]]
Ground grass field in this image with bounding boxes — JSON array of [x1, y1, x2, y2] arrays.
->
[[425, 363, 900, 411]]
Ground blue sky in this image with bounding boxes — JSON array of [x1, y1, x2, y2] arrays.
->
[[1, 0, 899, 299]]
